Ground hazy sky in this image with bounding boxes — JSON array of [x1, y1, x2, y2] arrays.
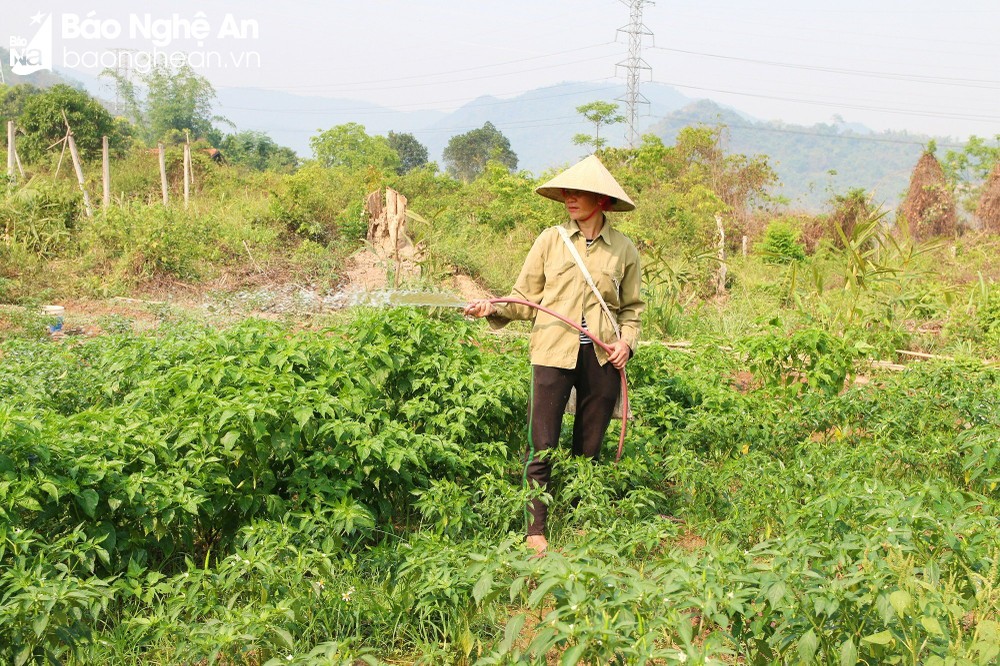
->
[[5, 1, 1000, 141]]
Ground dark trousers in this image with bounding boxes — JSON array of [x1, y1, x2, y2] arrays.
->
[[524, 344, 621, 536]]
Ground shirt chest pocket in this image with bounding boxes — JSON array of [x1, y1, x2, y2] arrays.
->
[[596, 268, 624, 307], [545, 259, 583, 288]]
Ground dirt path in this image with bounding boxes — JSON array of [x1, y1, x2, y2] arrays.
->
[[11, 247, 495, 339]]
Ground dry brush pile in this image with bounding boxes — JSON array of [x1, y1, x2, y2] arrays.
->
[[899, 151, 958, 240]]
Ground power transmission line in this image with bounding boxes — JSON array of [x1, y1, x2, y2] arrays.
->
[[259, 41, 618, 92], [650, 78, 1000, 125], [216, 80, 620, 115], [650, 46, 1000, 89]]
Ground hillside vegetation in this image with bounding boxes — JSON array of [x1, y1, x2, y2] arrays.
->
[[650, 100, 942, 211]]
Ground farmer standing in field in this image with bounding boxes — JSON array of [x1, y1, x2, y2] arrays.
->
[[464, 155, 644, 555]]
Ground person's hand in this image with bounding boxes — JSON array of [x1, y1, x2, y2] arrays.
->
[[463, 299, 495, 318], [607, 339, 631, 369]]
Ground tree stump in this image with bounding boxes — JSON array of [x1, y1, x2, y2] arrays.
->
[[365, 187, 422, 287]]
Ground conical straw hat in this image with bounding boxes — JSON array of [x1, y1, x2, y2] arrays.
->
[[535, 155, 636, 212]]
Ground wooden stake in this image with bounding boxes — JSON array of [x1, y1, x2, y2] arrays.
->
[[158, 143, 168, 206], [102, 136, 110, 209], [742, 235, 748, 257], [6, 120, 14, 180], [896, 349, 953, 361], [66, 133, 93, 218], [185, 130, 195, 188], [57, 110, 75, 179], [13, 144, 24, 179], [54, 132, 68, 178], [183, 142, 190, 208], [715, 214, 727, 295]]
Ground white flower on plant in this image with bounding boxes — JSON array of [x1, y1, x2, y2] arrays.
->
[[677, 652, 688, 663], [342, 585, 355, 602]]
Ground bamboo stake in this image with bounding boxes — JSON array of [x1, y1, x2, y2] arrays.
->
[[13, 143, 24, 178], [715, 214, 727, 295], [66, 133, 93, 218], [183, 142, 190, 208], [102, 136, 110, 209], [6, 120, 14, 180], [895, 349, 954, 361], [53, 132, 68, 178], [58, 110, 76, 178], [185, 130, 195, 188], [158, 143, 168, 206]]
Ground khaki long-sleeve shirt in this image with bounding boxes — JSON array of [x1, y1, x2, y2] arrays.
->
[[488, 218, 644, 369]]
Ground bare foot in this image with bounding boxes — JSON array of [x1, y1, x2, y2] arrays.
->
[[526, 535, 548, 557]]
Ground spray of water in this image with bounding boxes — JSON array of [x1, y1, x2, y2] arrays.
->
[[324, 288, 467, 310]]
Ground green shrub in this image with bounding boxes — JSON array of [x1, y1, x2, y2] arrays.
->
[[0, 178, 82, 258], [740, 327, 857, 395], [0, 304, 54, 340], [265, 164, 379, 245], [978, 286, 1000, 341], [391, 163, 461, 209], [759, 219, 806, 264], [620, 185, 721, 253], [79, 204, 221, 283], [108, 146, 224, 204]]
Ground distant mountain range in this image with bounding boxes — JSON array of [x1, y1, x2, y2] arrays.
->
[[2, 52, 945, 211], [211, 80, 689, 181], [647, 100, 933, 211]]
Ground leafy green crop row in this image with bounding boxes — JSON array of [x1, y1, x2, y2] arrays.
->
[[1, 309, 997, 664]]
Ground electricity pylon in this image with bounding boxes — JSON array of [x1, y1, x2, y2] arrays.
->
[[616, 0, 653, 148]]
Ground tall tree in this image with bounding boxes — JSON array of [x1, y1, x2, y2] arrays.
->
[[310, 122, 400, 173], [102, 64, 226, 144], [17, 84, 129, 162], [1, 83, 41, 121], [145, 64, 224, 143], [572, 101, 625, 151], [386, 131, 428, 175], [942, 134, 1000, 214], [443, 121, 517, 182], [220, 130, 299, 172]]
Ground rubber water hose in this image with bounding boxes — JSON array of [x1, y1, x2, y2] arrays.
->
[[487, 297, 630, 463]]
